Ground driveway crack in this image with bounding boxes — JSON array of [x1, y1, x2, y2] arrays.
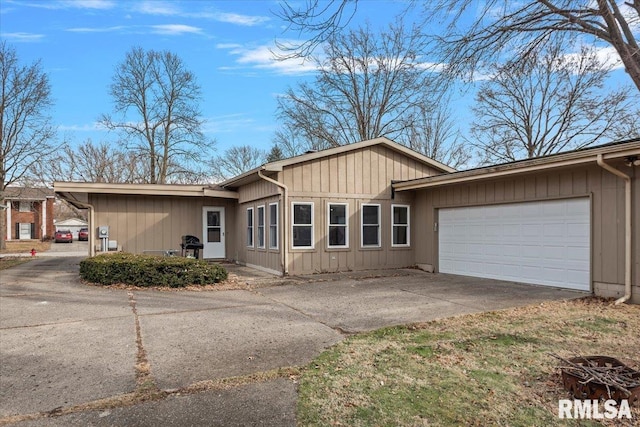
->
[[128, 292, 163, 397]]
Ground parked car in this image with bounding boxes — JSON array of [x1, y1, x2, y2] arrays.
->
[[78, 228, 89, 241], [54, 230, 73, 243]]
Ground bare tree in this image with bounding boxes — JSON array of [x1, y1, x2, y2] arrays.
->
[[209, 145, 266, 182], [402, 103, 470, 169], [36, 139, 146, 184], [100, 47, 213, 184], [471, 43, 637, 163], [276, 1, 640, 93], [0, 42, 58, 249], [277, 21, 439, 148]]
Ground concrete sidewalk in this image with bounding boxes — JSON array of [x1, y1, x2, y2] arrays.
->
[[0, 258, 586, 426]]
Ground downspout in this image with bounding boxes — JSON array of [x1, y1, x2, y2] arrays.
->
[[596, 154, 632, 304], [257, 169, 289, 275]]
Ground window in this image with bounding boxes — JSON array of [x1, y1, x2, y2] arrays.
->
[[328, 203, 348, 248], [246, 207, 254, 247], [292, 202, 314, 248], [19, 202, 32, 212], [392, 205, 410, 247], [361, 204, 381, 247], [257, 205, 265, 248], [269, 203, 278, 249]]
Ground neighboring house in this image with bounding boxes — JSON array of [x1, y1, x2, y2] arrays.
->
[[3, 187, 55, 241], [55, 137, 640, 303], [55, 218, 88, 239]]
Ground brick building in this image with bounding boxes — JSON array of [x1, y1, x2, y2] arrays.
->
[[3, 187, 55, 241]]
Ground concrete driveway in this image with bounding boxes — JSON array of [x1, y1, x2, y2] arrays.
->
[[0, 257, 586, 426]]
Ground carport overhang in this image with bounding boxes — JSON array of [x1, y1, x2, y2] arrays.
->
[[392, 139, 640, 304], [54, 182, 239, 257]]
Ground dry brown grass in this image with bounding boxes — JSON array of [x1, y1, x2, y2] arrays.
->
[[298, 298, 640, 426], [1, 240, 51, 254]]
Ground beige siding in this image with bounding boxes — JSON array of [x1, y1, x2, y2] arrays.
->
[[277, 145, 441, 274], [236, 195, 283, 274], [411, 162, 639, 303], [89, 194, 236, 259]]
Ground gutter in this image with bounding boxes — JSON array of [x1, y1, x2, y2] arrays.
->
[[257, 169, 289, 275], [596, 154, 632, 304]]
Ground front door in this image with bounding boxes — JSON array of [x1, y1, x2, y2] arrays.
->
[[203, 207, 225, 259]]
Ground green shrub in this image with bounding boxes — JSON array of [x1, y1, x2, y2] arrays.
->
[[80, 253, 228, 287]]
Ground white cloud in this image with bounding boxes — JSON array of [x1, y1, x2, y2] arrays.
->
[[132, 0, 178, 16], [151, 24, 203, 36], [66, 26, 126, 33], [19, 0, 115, 10], [218, 43, 319, 76], [131, 2, 269, 27], [1, 32, 45, 42], [58, 122, 105, 132], [213, 12, 270, 26], [204, 113, 255, 134]]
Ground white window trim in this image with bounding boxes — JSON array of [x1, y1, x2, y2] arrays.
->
[[269, 202, 279, 250], [327, 202, 349, 249], [361, 203, 381, 248], [247, 207, 254, 248], [391, 204, 411, 247], [291, 202, 314, 249], [257, 205, 265, 249]]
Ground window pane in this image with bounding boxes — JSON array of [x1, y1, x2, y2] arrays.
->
[[247, 209, 253, 224], [293, 204, 312, 224], [293, 226, 312, 247], [329, 226, 346, 246], [393, 206, 407, 225], [393, 226, 407, 245], [258, 227, 265, 247], [258, 207, 265, 226], [208, 228, 221, 243], [329, 205, 346, 225], [269, 225, 278, 248], [208, 211, 220, 227], [362, 205, 379, 225], [363, 225, 379, 246], [270, 204, 278, 225]]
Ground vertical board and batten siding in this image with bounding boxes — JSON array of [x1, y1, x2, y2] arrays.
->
[[412, 162, 639, 303], [279, 144, 442, 274], [235, 179, 283, 273], [89, 194, 237, 258]]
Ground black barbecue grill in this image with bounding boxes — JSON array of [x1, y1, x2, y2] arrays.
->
[[181, 235, 204, 259]]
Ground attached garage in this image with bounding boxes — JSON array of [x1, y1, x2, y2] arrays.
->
[[394, 140, 640, 304], [438, 198, 590, 291]]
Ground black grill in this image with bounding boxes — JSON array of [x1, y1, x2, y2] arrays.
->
[[181, 235, 204, 259]]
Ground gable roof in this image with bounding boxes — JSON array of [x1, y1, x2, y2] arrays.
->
[[393, 138, 640, 191], [220, 137, 455, 188], [3, 186, 54, 200]]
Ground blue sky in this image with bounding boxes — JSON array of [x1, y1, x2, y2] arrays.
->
[[0, 0, 416, 153], [0, 0, 633, 159]]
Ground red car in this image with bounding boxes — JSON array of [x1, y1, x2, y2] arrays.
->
[[54, 230, 73, 243], [78, 228, 89, 241]]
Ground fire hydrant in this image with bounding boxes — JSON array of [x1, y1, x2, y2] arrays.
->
[[30, 248, 36, 257]]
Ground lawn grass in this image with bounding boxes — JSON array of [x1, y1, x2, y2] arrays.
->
[[298, 298, 640, 426], [0, 257, 33, 270], [0, 240, 51, 254]]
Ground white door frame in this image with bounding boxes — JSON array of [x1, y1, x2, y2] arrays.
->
[[202, 206, 225, 259]]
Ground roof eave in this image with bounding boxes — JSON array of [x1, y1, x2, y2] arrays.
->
[[394, 142, 640, 191]]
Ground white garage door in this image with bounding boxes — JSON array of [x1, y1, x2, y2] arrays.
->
[[439, 198, 590, 291]]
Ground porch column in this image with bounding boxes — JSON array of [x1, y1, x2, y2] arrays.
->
[[6, 201, 11, 241], [41, 199, 46, 240]]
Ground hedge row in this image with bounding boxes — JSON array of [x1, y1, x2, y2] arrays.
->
[[80, 253, 228, 287]]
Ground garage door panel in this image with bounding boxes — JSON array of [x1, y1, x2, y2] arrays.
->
[[439, 198, 590, 291]]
